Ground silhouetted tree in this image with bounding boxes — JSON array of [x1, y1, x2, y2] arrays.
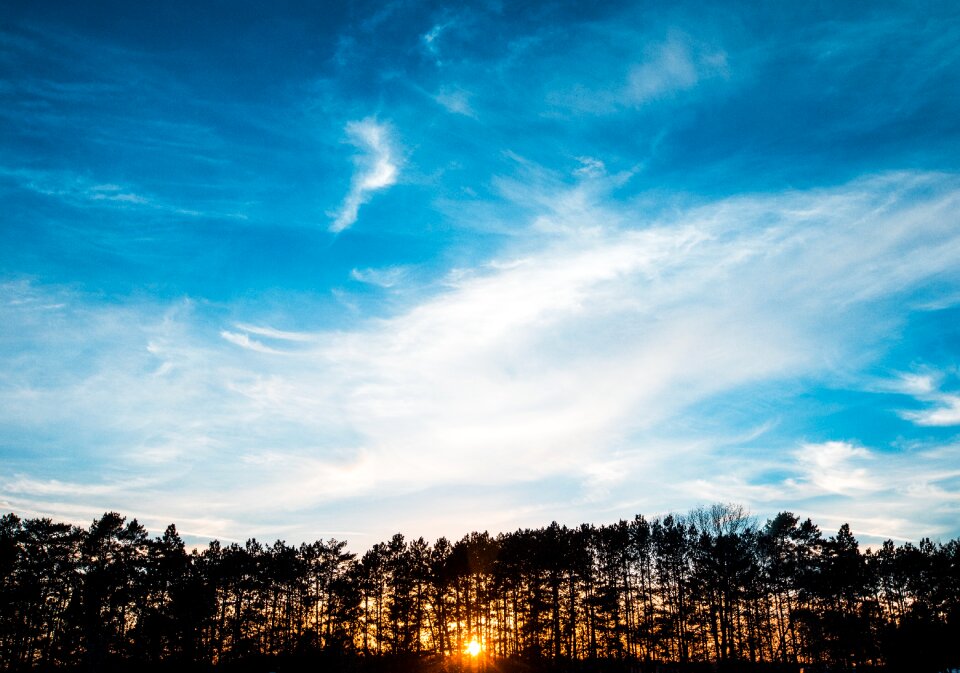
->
[[79, 512, 149, 667], [2, 506, 959, 672]]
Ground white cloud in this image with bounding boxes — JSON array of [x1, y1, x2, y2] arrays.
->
[[0, 166, 239, 218], [573, 156, 606, 178], [233, 323, 316, 342], [329, 118, 399, 233], [220, 330, 283, 354], [791, 441, 875, 494], [547, 32, 729, 114], [624, 32, 728, 105], [90, 191, 150, 204], [422, 22, 450, 65], [680, 437, 960, 545], [3, 171, 960, 544], [435, 88, 475, 117], [350, 265, 409, 288], [3, 476, 152, 498], [895, 372, 937, 395], [903, 395, 960, 426], [892, 370, 960, 426], [626, 35, 700, 103]]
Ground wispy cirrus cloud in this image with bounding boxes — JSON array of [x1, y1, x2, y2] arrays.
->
[[232, 323, 316, 343], [329, 119, 399, 233], [434, 87, 476, 117], [422, 21, 453, 66], [350, 265, 410, 288], [3, 171, 960, 544], [220, 330, 284, 355], [4, 0, 960, 554], [87, 184, 149, 204], [573, 157, 606, 178], [547, 31, 728, 114], [625, 32, 725, 104], [0, 166, 237, 219], [3, 475, 155, 498]]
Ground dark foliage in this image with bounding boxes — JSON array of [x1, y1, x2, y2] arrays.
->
[[1, 505, 958, 672]]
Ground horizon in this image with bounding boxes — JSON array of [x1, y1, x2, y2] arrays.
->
[[2, 0, 960, 549]]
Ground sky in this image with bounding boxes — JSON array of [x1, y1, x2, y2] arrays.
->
[[2, 0, 960, 549]]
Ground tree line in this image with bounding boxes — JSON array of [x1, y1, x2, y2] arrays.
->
[[1, 504, 958, 672]]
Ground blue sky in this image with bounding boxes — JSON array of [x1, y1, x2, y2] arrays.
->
[[2, 0, 960, 547]]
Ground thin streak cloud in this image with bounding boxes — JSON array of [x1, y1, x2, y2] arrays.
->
[[350, 266, 410, 288], [220, 330, 284, 355], [233, 323, 317, 343]]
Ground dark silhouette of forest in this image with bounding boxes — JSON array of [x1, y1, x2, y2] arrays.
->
[[1, 504, 958, 673]]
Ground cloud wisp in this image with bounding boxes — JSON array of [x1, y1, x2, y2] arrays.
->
[[0, 166, 236, 219], [546, 30, 728, 115], [625, 32, 721, 104], [350, 266, 410, 288], [329, 119, 399, 233]]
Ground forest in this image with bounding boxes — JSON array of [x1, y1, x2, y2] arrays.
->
[[1, 504, 958, 673]]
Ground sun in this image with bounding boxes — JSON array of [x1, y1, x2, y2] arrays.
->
[[465, 639, 482, 656]]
